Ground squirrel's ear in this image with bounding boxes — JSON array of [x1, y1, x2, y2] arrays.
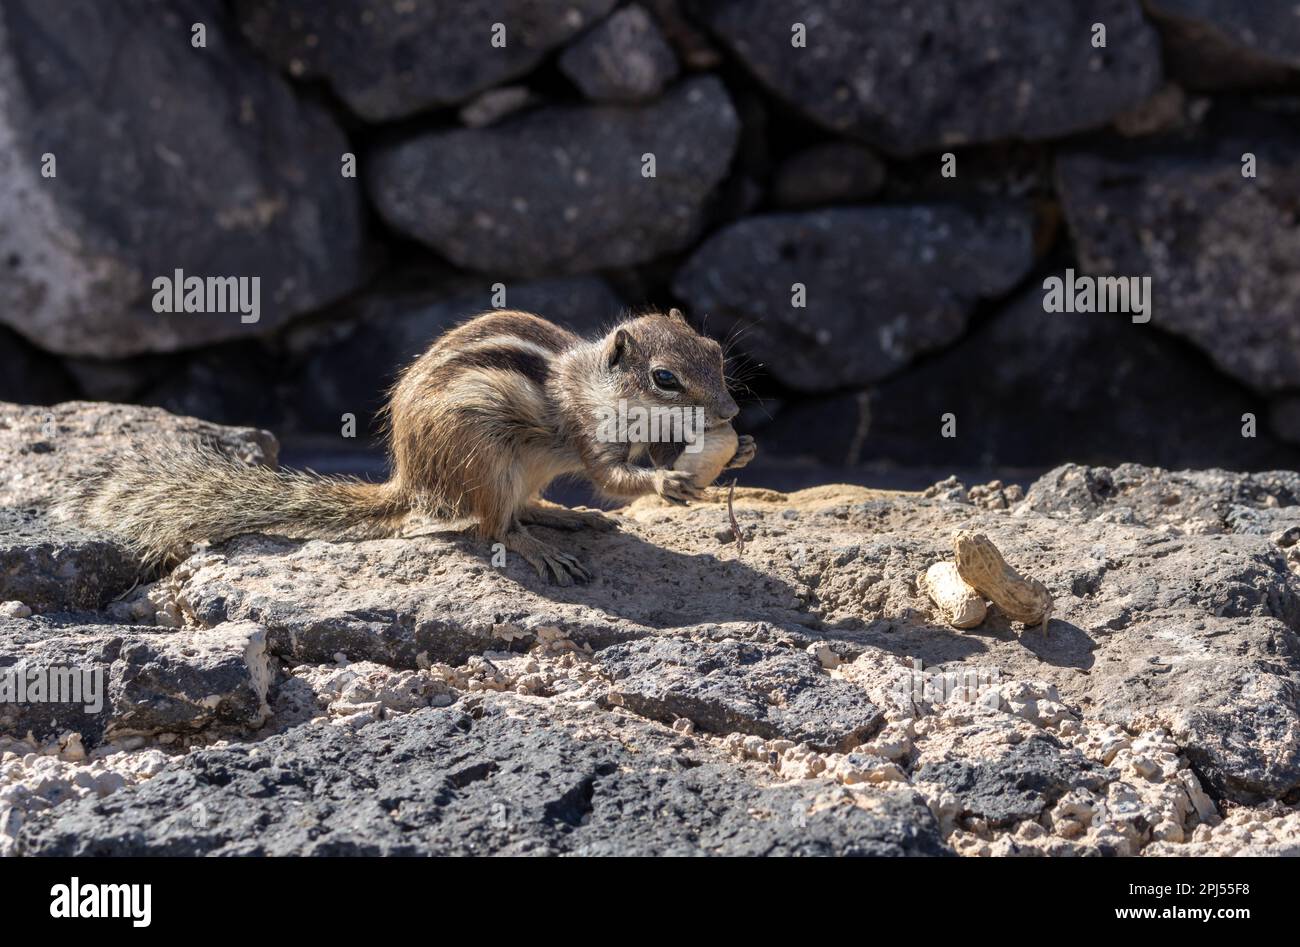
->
[[667, 307, 687, 323], [605, 328, 631, 368]]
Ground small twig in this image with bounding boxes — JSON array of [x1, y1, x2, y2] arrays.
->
[[726, 478, 744, 555], [110, 576, 141, 603]]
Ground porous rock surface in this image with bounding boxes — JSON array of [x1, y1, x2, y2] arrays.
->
[[696, 0, 1163, 157], [235, 0, 618, 122], [1056, 112, 1300, 393], [0, 401, 276, 611], [367, 76, 739, 277], [4, 403, 1300, 856], [0, 400, 277, 509], [673, 204, 1036, 391], [0, 0, 367, 357]]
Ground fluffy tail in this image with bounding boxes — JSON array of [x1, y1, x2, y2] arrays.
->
[[64, 441, 409, 567]]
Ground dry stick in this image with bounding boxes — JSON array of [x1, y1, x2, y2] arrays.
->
[[726, 477, 744, 555], [110, 576, 141, 603]]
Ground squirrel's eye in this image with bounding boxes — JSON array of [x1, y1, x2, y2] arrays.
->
[[651, 368, 681, 391]]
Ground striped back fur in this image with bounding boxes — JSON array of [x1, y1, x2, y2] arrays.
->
[[68, 307, 736, 564]]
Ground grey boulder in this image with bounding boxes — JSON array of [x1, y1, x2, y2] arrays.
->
[[673, 205, 1036, 391], [13, 696, 948, 856], [696, 0, 1162, 156], [367, 77, 739, 276], [236, 0, 618, 121], [0, 618, 270, 745], [0, 0, 367, 357], [559, 4, 680, 103]]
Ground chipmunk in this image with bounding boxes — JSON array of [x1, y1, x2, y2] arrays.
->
[[70, 307, 756, 585]]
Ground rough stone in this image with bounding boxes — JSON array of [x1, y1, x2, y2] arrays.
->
[[559, 5, 679, 103], [457, 86, 536, 129], [0, 618, 270, 745], [7, 398, 1300, 852], [147, 470, 1300, 806], [1146, 1, 1300, 76], [0, 401, 277, 509], [916, 733, 1109, 828], [235, 0, 618, 122], [673, 205, 1036, 391], [367, 77, 739, 276], [600, 636, 882, 751], [1057, 114, 1300, 393], [0, 509, 139, 613], [696, 0, 1163, 156], [1022, 463, 1300, 531], [0, 0, 367, 357], [771, 142, 886, 209], [14, 696, 949, 856], [161, 519, 813, 668], [850, 284, 1300, 470]]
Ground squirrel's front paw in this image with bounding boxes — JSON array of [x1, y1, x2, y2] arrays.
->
[[725, 434, 757, 470], [655, 469, 704, 504]]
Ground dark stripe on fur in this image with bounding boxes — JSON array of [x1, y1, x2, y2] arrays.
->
[[445, 346, 551, 386], [459, 312, 577, 352]]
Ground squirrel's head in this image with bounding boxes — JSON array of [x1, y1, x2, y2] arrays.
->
[[600, 308, 739, 427]]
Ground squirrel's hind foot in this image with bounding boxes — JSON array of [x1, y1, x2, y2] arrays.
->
[[504, 524, 592, 586]]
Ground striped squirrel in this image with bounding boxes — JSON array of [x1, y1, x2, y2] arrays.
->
[[71, 307, 756, 585]]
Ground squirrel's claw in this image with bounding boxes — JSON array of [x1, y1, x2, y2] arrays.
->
[[656, 469, 704, 504], [725, 435, 757, 470]]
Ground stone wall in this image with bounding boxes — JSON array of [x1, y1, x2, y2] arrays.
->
[[2, 0, 1298, 472]]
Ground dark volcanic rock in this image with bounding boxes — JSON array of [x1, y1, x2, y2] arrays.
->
[[696, 0, 1162, 157], [14, 697, 948, 856], [0, 0, 367, 357], [1146, 1, 1300, 77], [848, 284, 1300, 470], [235, 0, 618, 122], [0, 509, 139, 613], [8, 434, 1300, 852], [0, 618, 270, 745], [771, 142, 886, 209], [559, 4, 679, 103], [917, 734, 1109, 827], [1023, 463, 1300, 530], [457, 86, 536, 129], [1057, 118, 1300, 393], [1146, 3, 1298, 90], [367, 77, 739, 277], [600, 637, 882, 751], [673, 205, 1036, 391]]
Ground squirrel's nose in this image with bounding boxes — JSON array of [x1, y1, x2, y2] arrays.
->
[[717, 397, 739, 421]]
